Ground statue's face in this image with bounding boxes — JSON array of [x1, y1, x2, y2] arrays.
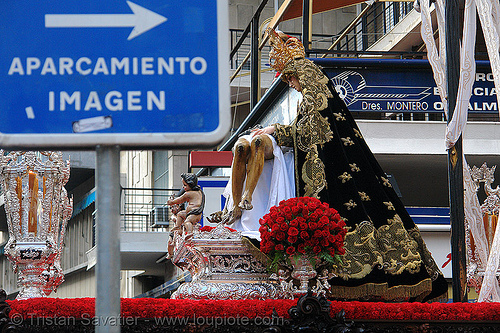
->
[[286, 75, 302, 92], [182, 179, 191, 191]]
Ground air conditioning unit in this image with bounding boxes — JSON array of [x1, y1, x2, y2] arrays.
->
[[150, 206, 170, 228]]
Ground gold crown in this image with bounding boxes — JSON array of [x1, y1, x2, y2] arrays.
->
[[267, 28, 305, 73]]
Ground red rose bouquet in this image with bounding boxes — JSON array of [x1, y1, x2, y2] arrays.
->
[[259, 197, 347, 271]]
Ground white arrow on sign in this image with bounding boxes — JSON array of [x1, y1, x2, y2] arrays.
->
[[45, 1, 167, 40]]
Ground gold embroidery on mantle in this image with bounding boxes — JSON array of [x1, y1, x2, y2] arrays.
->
[[328, 277, 432, 301], [338, 172, 352, 183], [273, 122, 294, 147], [341, 137, 355, 146], [408, 227, 443, 282], [384, 202, 395, 211], [280, 58, 333, 197], [344, 200, 357, 210], [334, 215, 422, 280], [333, 112, 346, 121], [302, 146, 326, 198], [358, 192, 370, 201], [349, 163, 360, 172], [380, 176, 392, 187], [353, 128, 363, 138]]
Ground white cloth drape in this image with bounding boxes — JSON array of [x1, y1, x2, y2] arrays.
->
[[418, 0, 500, 301], [474, 0, 500, 302]]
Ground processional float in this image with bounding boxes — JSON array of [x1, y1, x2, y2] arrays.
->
[[0, 151, 72, 299], [169, 224, 333, 300], [466, 163, 500, 301]]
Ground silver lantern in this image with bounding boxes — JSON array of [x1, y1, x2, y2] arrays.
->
[[0, 151, 72, 299]]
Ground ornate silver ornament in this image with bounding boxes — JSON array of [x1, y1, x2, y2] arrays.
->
[[0, 151, 72, 299], [170, 223, 285, 300]]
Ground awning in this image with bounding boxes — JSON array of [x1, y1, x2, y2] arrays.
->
[[282, 0, 366, 21], [71, 189, 95, 218]]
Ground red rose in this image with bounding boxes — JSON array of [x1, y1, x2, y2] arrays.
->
[[300, 231, 310, 240], [285, 212, 293, 220], [313, 230, 323, 239], [291, 206, 301, 215], [309, 213, 319, 222], [308, 222, 318, 230], [276, 217, 285, 224], [276, 231, 286, 241], [338, 247, 345, 255], [313, 246, 322, 254], [275, 244, 284, 251], [302, 208, 309, 216], [296, 217, 306, 224], [260, 240, 275, 253], [280, 223, 289, 232], [259, 225, 267, 233], [286, 246, 296, 255], [321, 238, 330, 247], [308, 200, 319, 211], [299, 222, 308, 231], [288, 227, 299, 236], [287, 236, 298, 244], [334, 233, 344, 243], [289, 219, 299, 227], [297, 243, 306, 254]]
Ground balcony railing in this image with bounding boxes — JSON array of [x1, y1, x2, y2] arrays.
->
[[120, 187, 180, 232]]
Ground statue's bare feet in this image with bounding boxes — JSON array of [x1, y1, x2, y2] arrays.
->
[[222, 208, 241, 225], [238, 197, 253, 210], [207, 211, 223, 223]]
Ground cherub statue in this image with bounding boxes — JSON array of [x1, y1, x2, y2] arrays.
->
[[167, 173, 205, 239], [166, 191, 184, 257]]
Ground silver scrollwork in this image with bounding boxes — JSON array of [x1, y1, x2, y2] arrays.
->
[[0, 151, 72, 299]]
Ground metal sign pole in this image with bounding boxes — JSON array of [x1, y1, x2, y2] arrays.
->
[[95, 145, 121, 333]]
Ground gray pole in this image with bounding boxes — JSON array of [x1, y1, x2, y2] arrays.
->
[[302, 0, 312, 56], [95, 145, 121, 332], [446, 0, 467, 302], [251, 14, 260, 109]]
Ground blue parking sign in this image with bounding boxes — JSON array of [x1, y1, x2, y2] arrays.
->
[[0, 0, 230, 149]]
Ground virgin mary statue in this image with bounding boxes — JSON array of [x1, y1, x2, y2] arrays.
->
[[224, 28, 448, 302]]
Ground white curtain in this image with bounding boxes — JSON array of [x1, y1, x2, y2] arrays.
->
[[417, 0, 500, 301]]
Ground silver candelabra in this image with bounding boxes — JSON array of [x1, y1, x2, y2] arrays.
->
[[0, 151, 72, 299]]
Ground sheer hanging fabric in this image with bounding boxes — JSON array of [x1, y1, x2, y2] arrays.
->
[[417, 0, 500, 301]]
